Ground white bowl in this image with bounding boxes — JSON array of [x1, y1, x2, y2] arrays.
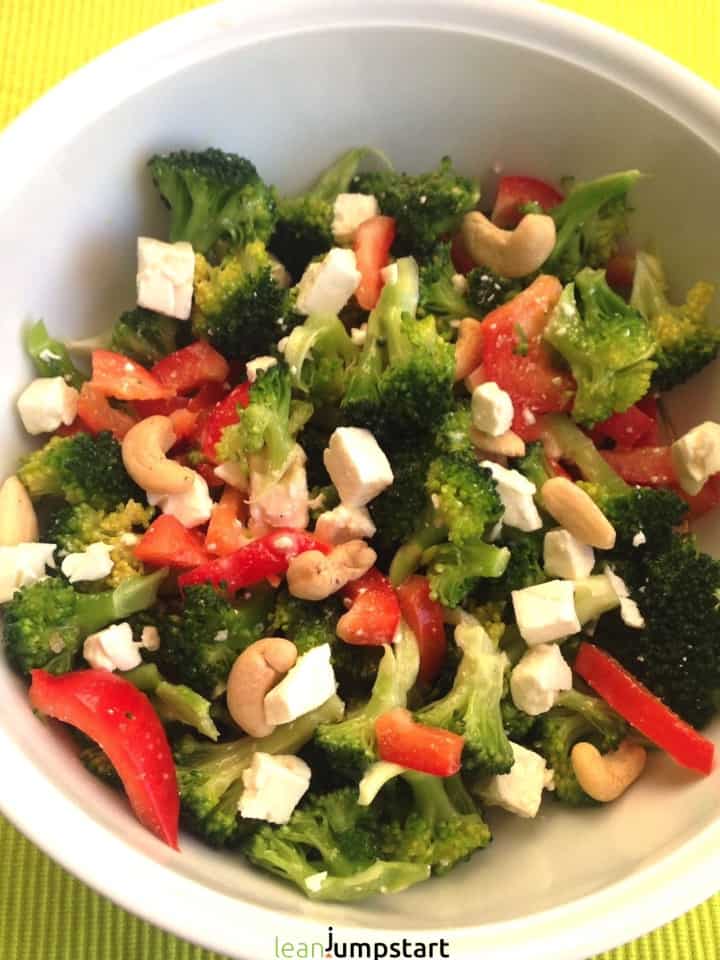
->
[[1, 2, 719, 957]]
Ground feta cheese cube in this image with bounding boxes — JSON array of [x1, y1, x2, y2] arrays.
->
[[323, 427, 393, 507], [604, 566, 646, 629], [136, 237, 195, 320], [0, 542, 56, 603], [61, 542, 114, 583], [249, 446, 308, 534], [543, 528, 595, 580], [246, 356, 277, 383], [17, 377, 79, 435], [480, 460, 542, 532], [632, 531, 646, 547], [296, 248, 361, 316], [314, 504, 376, 545], [147, 471, 213, 528], [451, 273, 468, 294], [332, 193, 379, 244], [238, 752, 311, 824], [214, 462, 248, 491], [472, 382, 514, 437], [510, 643, 573, 716], [305, 871, 328, 893], [350, 323, 368, 347], [140, 625, 161, 652], [380, 263, 398, 286], [512, 580, 580, 646], [83, 622, 142, 672], [264, 644, 337, 727], [482, 743, 551, 818], [671, 421, 720, 495]]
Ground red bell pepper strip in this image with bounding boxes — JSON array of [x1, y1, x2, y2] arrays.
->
[[591, 405, 657, 449], [29, 669, 180, 848], [354, 215, 396, 310], [574, 642, 714, 775], [76, 383, 137, 440], [491, 175, 564, 228], [151, 341, 229, 395], [200, 382, 251, 463], [396, 575, 446, 684], [134, 515, 210, 569], [375, 708, 464, 777], [178, 528, 330, 594], [336, 568, 401, 646], [90, 350, 174, 401]]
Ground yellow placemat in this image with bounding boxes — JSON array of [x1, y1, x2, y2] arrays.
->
[[1, 2, 719, 958]]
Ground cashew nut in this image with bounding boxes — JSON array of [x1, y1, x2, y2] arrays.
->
[[0, 475, 38, 545], [571, 739, 647, 803], [461, 211, 556, 278], [121, 415, 196, 495], [226, 637, 298, 737], [286, 539, 376, 601], [470, 427, 526, 459]]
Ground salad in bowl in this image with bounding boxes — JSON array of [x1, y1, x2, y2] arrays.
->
[[1, 146, 719, 902]]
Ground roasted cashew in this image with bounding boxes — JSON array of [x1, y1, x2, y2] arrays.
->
[[461, 211, 556, 278], [121, 415, 196, 495], [470, 427, 526, 459], [0, 475, 38, 545], [571, 739, 647, 802], [226, 637, 298, 737], [286, 539, 376, 601], [541, 476, 616, 550]]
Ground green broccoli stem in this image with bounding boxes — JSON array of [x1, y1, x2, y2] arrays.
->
[[25, 319, 85, 389], [389, 518, 446, 586], [75, 569, 167, 636], [573, 575, 620, 625], [403, 770, 458, 821], [542, 414, 629, 495], [120, 663, 163, 692], [555, 689, 621, 734], [308, 861, 430, 901], [307, 147, 389, 203], [154, 681, 220, 741]]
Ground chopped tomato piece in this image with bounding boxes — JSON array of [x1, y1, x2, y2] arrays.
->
[[491, 175, 563, 228], [454, 317, 484, 383], [205, 487, 248, 556], [337, 568, 401, 646], [375, 708, 464, 777], [450, 231, 476, 274], [201, 382, 251, 463], [76, 383, 136, 439], [636, 396, 663, 445], [91, 350, 173, 401], [151, 341, 229, 395], [591, 405, 657, 448], [674, 475, 720, 519], [354, 215, 396, 310], [30, 669, 179, 848], [574, 643, 714, 775], [134, 515, 210, 569], [605, 252, 636, 295], [188, 381, 229, 413], [601, 446, 676, 486], [396, 575, 446, 684]]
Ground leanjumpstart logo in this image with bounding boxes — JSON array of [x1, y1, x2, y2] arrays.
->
[[273, 927, 451, 959]]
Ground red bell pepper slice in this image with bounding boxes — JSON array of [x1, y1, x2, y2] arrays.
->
[[178, 528, 330, 594], [151, 341, 229, 395], [396, 575, 446, 685], [574, 643, 714, 775], [76, 383, 137, 440], [601, 446, 676, 486], [134, 515, 210, 569], [674, 475, 720, 519], [354, 215, 396, 310], [30, 669, 179, 848], [91, 350, 174, 401], [491, 175, 564, 229], [375, 708, 464, 777], [337, 568, 401, 646], [205, 487, 248, 556], [591, 405, 657, 449], [200, 382, 251, 463]]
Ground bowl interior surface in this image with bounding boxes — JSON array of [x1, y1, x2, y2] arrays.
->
[[1, 7, 720, 957]]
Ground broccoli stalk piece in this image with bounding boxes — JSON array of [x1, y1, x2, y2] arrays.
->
[[541, 413, 630, 496], [341, 257, 455, 441], [512, 442, 554, 494], [175, 694, 344, 846], [352, 157, 480, 258], [544, 269, 656, 426], [18, 431, 141, 510], [116, 662, 219, 741], [25, 319, 85, 388], [3, 569, 166, 676], [533, 689, 627, 806], [313, 624, 420, 779], [572, 575, 620, 625], [415, 619, 514, 775], [544, 170, 641, 281], [148, 148, 277, 254], [282, 313, 357, 406], [630, 251, 719, 391], [191, 241, 298, 362]]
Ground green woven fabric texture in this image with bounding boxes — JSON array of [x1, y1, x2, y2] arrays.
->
[[1, 2, 720, 959]]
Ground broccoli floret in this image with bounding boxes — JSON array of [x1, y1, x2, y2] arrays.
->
[[352, 157, 480, 258], [313, 624, 419, 779], [415, 619, 514, 775], [341, 257, 455, 442], [466, 268, 520, 316], [630, 251, 719, 391], [379, 772, 491, 876], [418, 243, 477, 319], [544, 171, 641, 282], [533, 689, 627, 806], [151, 584, 273, 698], [191, 241, 298, 362], [269, 148, 381, 280], [25, 319, 85, 388], [369, 441, 435, 554], [501, 695, 536, 742], [426, 454, 504, 545], [474, 530, 546, 607], [18, 432, 141, 510], [109, 307, 178, 365], [425, 541, 511, 609], [512, 442, 554, 492], [544, 269, 656, 426], [433, 402, 474, 458], [148, 148, 277, 254], [79, 741, 119, 785], [175, 694, 344, 847], [2, 570, 166, 676], [246, 785, 430, 901], [47, 499, 154, 588], [282, 313, 357, 407], [587, 485, 688, 562]]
